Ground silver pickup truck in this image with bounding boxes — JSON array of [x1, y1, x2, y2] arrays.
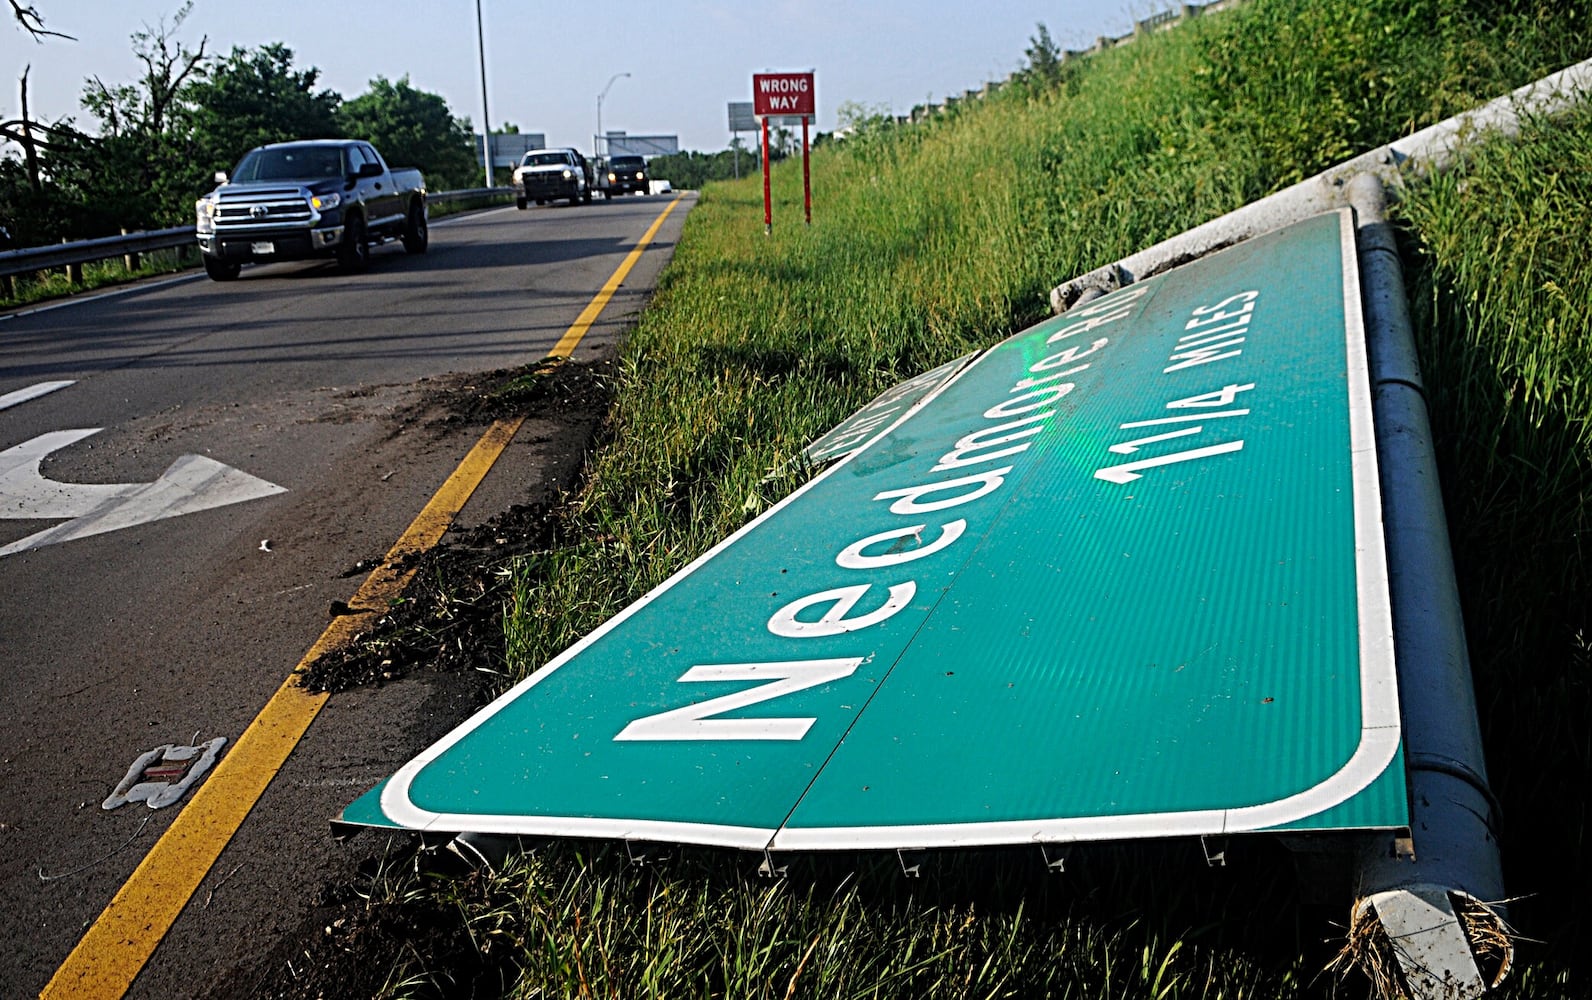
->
[[195, 139, 427, 280]]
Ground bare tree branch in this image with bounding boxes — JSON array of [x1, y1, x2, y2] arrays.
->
[[10, 1, 75, 41]]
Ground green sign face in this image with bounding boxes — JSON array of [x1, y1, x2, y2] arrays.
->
[[802, 352, 976, 466], [342, 210, 1407, 849]]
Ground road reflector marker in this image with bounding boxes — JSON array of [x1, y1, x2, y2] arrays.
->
[[103, 739, 228, 810]]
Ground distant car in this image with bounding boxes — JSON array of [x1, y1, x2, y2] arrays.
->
[[513, 148, 593, 208], [597, 155, 649, 198]]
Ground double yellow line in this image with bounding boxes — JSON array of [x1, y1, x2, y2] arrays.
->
[[43, 194, 684, 999]]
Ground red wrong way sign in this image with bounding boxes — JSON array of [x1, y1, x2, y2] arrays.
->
[[753, 72, 815, 117]]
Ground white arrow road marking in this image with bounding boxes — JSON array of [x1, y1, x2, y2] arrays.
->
[[0, 380, 75, 412], [0, 427, 287, 557]]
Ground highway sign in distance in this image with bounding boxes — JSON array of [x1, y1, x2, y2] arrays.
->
[[728, 102, 756, 133], [341, 209, 1407, 850]]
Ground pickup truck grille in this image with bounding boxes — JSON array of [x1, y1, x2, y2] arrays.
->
[[212, 186, 314, 231]]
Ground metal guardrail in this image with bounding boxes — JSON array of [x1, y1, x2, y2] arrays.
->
[[0, 186, 517, 282], [430, 186, 516, 207], [0, 227, 192, 280]]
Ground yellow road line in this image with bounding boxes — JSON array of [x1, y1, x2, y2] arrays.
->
[[549, 194, 684, 359], [42, 196, 685, 999]]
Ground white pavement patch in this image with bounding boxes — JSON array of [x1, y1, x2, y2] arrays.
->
[[0, 426, 287, 556], [0, 379, 74, 411]]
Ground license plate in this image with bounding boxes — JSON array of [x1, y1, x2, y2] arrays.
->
[[251, 241, 275, 254]]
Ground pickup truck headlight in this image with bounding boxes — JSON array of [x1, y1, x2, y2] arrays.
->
[[195, 197, 218, 234], [310, 191, 341, 211], [608, 172, 617, 182], [562, 169, 573, 179]]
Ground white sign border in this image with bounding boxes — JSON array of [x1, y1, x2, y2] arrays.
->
[[378, 209, 1401, 850]]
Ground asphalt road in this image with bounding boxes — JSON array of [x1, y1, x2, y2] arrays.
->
[[0, 192, 693, 999]]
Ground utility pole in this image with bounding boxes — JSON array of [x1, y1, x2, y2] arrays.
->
[[475, 0, 493, 188]]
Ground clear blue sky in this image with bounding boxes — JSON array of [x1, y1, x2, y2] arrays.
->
[[7, 1, 1141, 155]]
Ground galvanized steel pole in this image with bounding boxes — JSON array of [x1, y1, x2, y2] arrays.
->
[[598, 72, 631, 158], [761, 117, 772, 235], [1347, 171, 1507, 999], [475, 0, 493, 189]]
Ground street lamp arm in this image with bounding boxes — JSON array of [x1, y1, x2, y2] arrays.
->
[[596, 71, 631, 154]]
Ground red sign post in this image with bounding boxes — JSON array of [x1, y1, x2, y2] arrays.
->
[[752, 71, 815, 232]]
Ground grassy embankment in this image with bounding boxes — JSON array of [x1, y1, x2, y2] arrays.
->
[[359, 0, 1591, 996]]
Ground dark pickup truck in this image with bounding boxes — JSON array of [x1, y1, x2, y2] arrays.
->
[[596, 154, 650, 198], [195, 139, 427, 280]]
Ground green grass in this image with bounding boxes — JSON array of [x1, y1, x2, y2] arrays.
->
[[354, 0, 1592, 995], [1396, 100, 1592, 980]]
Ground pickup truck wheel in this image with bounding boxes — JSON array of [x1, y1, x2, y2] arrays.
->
[[603, 189, 612, 200], [516, 197, 527, 210], [582, 189, 592, 204], [203, 257, 240, 282], [402, 202, 429, 254], [337, 215, 370, 273]]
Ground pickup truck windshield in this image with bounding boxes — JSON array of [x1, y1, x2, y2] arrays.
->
[[233, 147, 348, 182], [522, 152, 571, 167]]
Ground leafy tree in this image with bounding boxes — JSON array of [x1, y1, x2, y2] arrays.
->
[[38, 3, 208, 232], [1021, 22, 1063, 88], [337, 76, 477, 189], [836, 100, 897, 139], [81, 3, 204, 140], [183, 42, 342, 175], [648, 147, 762, 189]]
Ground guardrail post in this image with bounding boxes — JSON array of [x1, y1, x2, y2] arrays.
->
[[63, 238, 83, 285], [122, 229, 141, 273]]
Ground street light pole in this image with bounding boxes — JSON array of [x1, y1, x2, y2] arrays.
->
[[475, 0, 493, 188], [596, 71, 630, 157]]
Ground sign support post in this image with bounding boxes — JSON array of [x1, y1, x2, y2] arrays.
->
[[761, 116, 772, 235], [802, 115, 812, 225]]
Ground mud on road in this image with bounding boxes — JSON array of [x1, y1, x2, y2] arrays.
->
[[232, 353, 618, 999], [303, 354, 615, 696]]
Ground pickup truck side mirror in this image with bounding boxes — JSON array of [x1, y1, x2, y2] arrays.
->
[[356, 162, 384, 179], [214, 170, 229, 184]]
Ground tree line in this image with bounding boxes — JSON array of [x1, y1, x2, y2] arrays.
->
[[2, 3, 480, 247]]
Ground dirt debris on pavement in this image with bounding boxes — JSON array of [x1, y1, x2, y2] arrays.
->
[[300, 354, 616, 698]]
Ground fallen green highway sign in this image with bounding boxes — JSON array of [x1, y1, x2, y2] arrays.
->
[[341, 209, 1407, 850]]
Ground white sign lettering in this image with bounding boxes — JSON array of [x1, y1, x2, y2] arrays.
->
[[614, 658, 864, 741]]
